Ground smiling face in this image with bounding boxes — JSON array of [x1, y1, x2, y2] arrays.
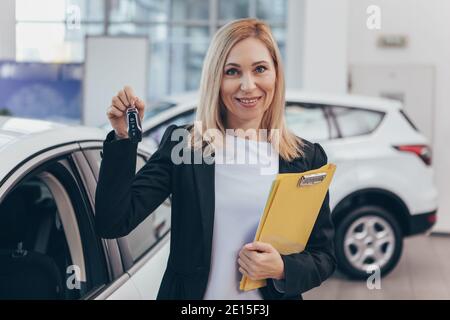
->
[[220, 37, 277, 131]]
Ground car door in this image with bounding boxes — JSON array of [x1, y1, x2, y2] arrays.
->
[[325, 105, 386, 208], [71, 146, 142, 300], [0, 144, 110, 299], [284, 101, 351, 210], [80, 144, 171, 300]]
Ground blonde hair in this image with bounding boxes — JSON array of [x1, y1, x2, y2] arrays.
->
[[190, 18, 304, 161]]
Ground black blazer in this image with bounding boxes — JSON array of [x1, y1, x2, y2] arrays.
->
[[95, 124, 336, 300]]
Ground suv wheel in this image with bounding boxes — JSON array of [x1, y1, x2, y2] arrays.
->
[[335, 205, 403, 279]]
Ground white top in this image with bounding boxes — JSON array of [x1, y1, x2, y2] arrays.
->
[[203, 134, 279, 300]]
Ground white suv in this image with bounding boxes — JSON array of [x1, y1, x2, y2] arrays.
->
[[137, 90, 438, 279]]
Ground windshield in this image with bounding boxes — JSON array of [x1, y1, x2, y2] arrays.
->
[[99, 100, 177, 130], [143, 101, 177, 119]]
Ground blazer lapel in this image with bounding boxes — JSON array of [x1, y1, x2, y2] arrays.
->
[[279, 155, 307, 174], [192, 152, 215, 267]]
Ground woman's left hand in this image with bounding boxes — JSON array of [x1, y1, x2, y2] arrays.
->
[[238, 241, 285, 281]]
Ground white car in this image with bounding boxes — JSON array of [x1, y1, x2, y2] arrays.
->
[[0, 116, 170, 299], [137, 90, 438, 279]]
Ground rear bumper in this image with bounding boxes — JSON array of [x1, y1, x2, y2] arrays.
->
[[408, 210, 437, 235]]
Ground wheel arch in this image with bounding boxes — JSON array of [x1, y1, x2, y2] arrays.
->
[[332, 188, 412, 236]]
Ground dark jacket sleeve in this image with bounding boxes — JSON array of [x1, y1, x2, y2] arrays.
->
[[95, 124, 177, 239], [265, 143, 337, 299]]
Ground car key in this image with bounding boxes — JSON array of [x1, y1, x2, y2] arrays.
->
[[126, 105, 142, 143]]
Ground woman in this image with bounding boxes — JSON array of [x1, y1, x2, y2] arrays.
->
[[95, 18, 336, 300]]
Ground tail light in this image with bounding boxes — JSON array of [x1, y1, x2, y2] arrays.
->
[[393, 144, 432, 166], [428, 213, 437, 224]]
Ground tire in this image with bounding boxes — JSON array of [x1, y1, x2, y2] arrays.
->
[[335, 205, 403, 279]]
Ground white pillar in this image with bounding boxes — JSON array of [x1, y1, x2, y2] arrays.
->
[[302, 0, 349, 93], [285, 0, 306, 90], [0, 0, 16, 60]]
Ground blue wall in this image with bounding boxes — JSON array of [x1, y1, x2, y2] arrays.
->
[[0, 61, 82, 124]]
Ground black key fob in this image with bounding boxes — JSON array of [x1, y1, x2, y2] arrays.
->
[[126, 107, 142, 143]]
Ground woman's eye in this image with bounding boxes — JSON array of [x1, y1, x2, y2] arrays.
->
[[255, 66, 267, 73], [225, 68, 239, 76]]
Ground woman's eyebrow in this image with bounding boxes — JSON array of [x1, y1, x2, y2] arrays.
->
[[225, 60, 269, 67]]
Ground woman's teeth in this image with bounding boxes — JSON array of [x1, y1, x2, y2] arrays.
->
[[237, 97, 261, 105], [241, 98, 257, 103]]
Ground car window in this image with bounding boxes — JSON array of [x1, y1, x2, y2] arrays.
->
[[399, 109, 419, 132], [285, 103, 331, 141], [143, 101, 177, 119], [0, 158, 107, 300], [100, 101, 177, 131], [83, 148, 150, 181], [121, 155, 171, 263], [142, 110, 195, 149], [331, 106, 384, 138], [0, 176, 74, 299], [84, 149, 171, 265]]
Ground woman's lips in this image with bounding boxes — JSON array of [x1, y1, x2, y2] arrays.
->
[[234, 96, 263, 108]]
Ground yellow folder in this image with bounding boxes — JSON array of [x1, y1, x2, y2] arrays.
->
[[239, 163, 336, 291]]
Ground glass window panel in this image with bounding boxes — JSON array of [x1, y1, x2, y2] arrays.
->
[[285, 104, 330, 141], [16, 23, 103, 62], [109, 0, 135, 22], [332, 106, 385, 138], [108, 22, 143, 35], [16, 0, 104, 22], [270, 26, 286, 60], [171, 0, 209, 21], [109, 23, 169, 100], [0, 176, 79, 298], [256, 0, 287, 23], [16, 0, 66, 21], [149, 41, 170, 99], [109, 0, 168, 22], [108, 22, 168, 40], [67, 0, 105, 21], [219, 0, 249, 20], [124, 200, 171, 262], [170, 26, 209, 93]]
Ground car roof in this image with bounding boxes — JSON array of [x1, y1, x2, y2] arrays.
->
[[159, 90, 402, 112], [141, 90, 402, 131], [0, 116, 107, 180], [285, 90, 402, 111]]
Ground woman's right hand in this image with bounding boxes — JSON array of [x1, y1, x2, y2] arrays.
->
[[107, 86, 145, 139]]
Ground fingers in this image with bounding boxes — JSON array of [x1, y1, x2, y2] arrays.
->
[[238, 251, 253, 268], [107, 105, 124, 119], [109, 86, 145, 123], [238, 256, 254, 279], [240, 248, 257, 262], [115, 85, 135, 107], [239, 248, 254, 278], [238, 258, 249, 271], [134, 97, 145, 114], [239, 266, 254, 280], [123, 85, 136, 105], [245, 241, 273, 253], [116, 85, 144, 112], [238, 259, 261, 281], [118, 89, 131, 107], [112, 96, 126, 111]]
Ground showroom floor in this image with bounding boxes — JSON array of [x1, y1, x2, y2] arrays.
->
[[303, 234, 450, 300]]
